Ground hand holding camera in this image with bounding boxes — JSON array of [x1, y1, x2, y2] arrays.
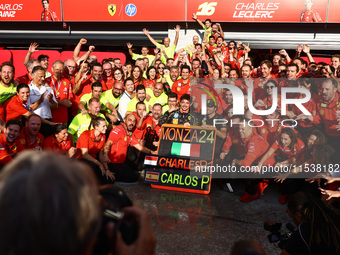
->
[[93, 185, 156, 255]]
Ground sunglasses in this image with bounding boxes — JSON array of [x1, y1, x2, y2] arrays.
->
[[158, 67, 165, 69]]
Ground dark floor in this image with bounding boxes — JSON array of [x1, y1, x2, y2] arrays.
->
[[115, 178, 293, 255]]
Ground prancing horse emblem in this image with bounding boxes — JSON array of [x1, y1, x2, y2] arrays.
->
[[108, 4, 116, 16]]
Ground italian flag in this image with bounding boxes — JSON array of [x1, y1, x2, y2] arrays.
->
[[171, 142, 201, 157]]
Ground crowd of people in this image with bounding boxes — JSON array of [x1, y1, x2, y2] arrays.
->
[[1, 18, 340, 194], [0, 15, 340, 254]]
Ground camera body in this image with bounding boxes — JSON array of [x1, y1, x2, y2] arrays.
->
[[92, 185, 139, 255], [264, 222, 295, 249], [103, 208, 139, 245]]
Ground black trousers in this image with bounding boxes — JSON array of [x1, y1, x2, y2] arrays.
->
[[107, 162, 139, 183], [80, 159, 115, 185], [126, 146, 145, 172], [40, 119, 54, 138]]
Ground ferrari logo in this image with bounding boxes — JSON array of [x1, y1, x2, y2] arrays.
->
[[108, 4, 116, 16]]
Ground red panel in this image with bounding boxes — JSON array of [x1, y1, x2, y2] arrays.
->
[[0, 1, 61, 21], [11, 50, 125, 79], [301, 56, 330, 64], [187, 0, 328, 22], [327, 0, 340, 23], [1, 0, 336, 22], [60, 51, 126, 65], [0, 50, 12, 63], [11, 50, 29, 79], [62, 0, 185, 21], [11, 50, 61, 79]]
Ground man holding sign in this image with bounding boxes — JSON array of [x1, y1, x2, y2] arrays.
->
[[159, 94, 200, 126], [101, 113, 156, 183]]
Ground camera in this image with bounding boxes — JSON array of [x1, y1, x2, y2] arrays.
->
[[264, 222, 296, 249], [92, 185, 139, 255]]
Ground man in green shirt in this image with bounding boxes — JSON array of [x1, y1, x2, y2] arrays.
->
[[192, 14, 212, 38], [0, 62, 17, 104], [68, 98, 108, 143], [79, 82, 122, 124], [192, 14, 224, 40], [161, 66, 180, 94], [127, 85, 151, 113], [126, 43, 155, 66], [78, 82, 104, 113], [101, 81, 124, 122], [143, 25, 180, 64], [161, 92, 178, 115], [147, 82, 168, 108], [175, 35, 200, 58]]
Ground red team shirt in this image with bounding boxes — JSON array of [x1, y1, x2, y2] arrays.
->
[[0, 104, 4, 121], [234, 79, 249, 95], [76, 129, 106, 159], [253, 77, 276, 102], [252, 115, 282, 146], [45, 76, 73, 123], [43, 135, 72, 155], [107, 124, 139, 164], [0, 133, 25, 166], [41, 9, 59, 21], [237, 131, 269, 166], [16, 73, 33, 85], [102, 75, 115, 90], [222, 128, 242, 154], [132, 112, 146, 140], [314, 93, 340, 137], [17, 127, 44, 150], [171, 78, 191, 99], [74, 77, 107, 105], [62, 72, 79, 116], [293, 94, 317, 128], [143, 117, 162, 138], [133, 79, 146, 90], [222, 129, 269, 166], [131, 113, 161, 141], [4, 95, 29, 122], [261, 95, 281, 111], [264, 138, 305, 166], [300, 9, 322, 22], [144, 79, 156, 89]]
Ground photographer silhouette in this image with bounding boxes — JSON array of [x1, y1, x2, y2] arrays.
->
[[0, 151, 156, 255]]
